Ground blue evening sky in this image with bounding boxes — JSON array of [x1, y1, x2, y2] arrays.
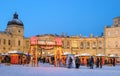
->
[[0, 0, 120, 37]]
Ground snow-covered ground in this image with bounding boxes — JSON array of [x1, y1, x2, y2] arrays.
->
[[0, 63, 120, 76]]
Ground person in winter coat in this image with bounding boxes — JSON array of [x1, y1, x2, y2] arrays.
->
[[86, 58, 90, 67], [68, 57, 72, 68], [96, 57, 100, 68], [89, 56, 94, 69], [75, 57, 80, 69], [99, 57, 102, 68], [112, 58, 116, 66]]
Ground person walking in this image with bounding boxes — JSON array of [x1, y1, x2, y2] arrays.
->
[[112, 58, 116, 66], [96, 57, 100, 68], [68, 57, 72, 68], [75, 56, 80, 69], [99, 57, 102, 68], [86, 58, 90, 67], [89, 56, 94, 69]]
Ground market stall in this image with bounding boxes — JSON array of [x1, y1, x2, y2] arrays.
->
[[8, 50, 23, 64], [96, 54, 105, 65], [107, 54, 118, 65], [79, 53, 91, 65]]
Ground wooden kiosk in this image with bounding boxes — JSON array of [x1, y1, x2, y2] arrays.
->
[[79, 53, 91, 65], [8, 50, 23, 64], [96, 54, 105, 65]]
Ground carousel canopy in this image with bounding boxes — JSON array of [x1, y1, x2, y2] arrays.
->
[[96, 54, 105, 56], [80, 53, 91, 56], [8, 50, 22, 54]]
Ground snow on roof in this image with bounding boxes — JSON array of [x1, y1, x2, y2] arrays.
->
[[63, 52, 71, 55], [109, 54, 118, 57], [80, 53, 91, 56], [74, 54, 80, 57], [1, 53, 9, 56], [96, 54, 105, 56], [8, 50, 22, 54]]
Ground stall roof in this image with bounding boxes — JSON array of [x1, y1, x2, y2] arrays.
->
[[80, 53, 91, 56], [96, 54, 105, 56], [109, 54, 118, 57], [8, 50, 22, 54], [1, 53, 9, 56], [62, 52, 71, 55]]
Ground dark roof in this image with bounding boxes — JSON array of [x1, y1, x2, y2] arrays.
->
[[7, 12, 24, 26]]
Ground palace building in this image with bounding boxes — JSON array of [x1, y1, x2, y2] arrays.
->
[[0, 13, 120, 57]]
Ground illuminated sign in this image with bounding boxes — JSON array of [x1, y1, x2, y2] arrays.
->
[[30, 36, 38, 45]]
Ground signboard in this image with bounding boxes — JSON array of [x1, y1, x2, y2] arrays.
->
[[55, 38, 62, 46], [38, 40, 46, 45], [30, 36, 38, 45], [38, 40, 55, 45]]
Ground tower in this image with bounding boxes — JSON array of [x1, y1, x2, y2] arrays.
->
[[6, 12, 24, 51]]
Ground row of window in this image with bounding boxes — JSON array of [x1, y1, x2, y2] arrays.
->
[[63, 46, 103, 49], [0, 39, 11, 45], [63, 41, 103, 48], [0, 39, 21, 46]]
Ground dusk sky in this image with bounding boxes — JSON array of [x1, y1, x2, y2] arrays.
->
[[0, 0, 120, 37]]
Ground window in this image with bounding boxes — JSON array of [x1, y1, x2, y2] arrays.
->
[[67, 41, 70, 48], [100, 41, 102, 46], [0, 39, 1, 45], [93, 41, 96, 49], [18, 40, 20, 46], [108, 32, 110, 36], [8, 40, 11, 45], [18, 30, 21, 33], [3, 39, 6, 45], [115, 41, 118, 47], [87, 42, 90, 49], [3, 47, 6, 50], [80, 42, 84, 49], [115, 31, 118, 35]]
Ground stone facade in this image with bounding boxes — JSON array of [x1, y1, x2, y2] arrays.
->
[[0, 13, 120, 57], [0, 13, 30, 53]]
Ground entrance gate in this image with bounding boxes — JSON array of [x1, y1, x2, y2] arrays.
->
[[30, 36, 63, 67]]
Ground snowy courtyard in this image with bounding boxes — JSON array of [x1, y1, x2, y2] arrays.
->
[[0, 63, 120, 76]]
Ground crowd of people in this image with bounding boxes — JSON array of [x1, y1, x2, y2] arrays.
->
[[37, 55, 117, 69], [0, 54, 117, 69]]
